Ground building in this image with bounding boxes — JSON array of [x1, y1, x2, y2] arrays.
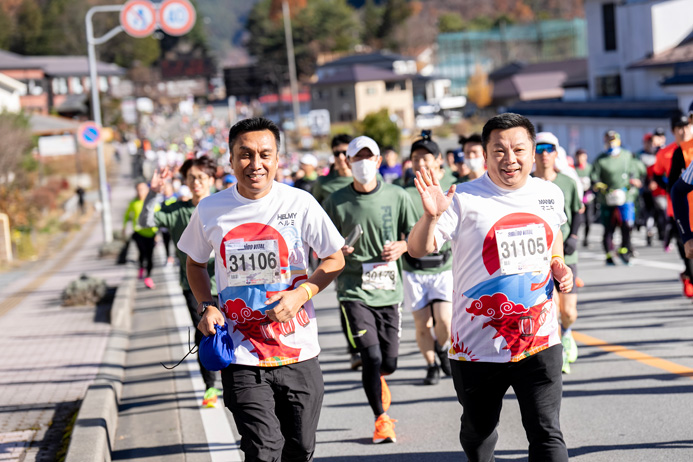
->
[[489, 59, 588, 108], [0, 73, 26, 113], [311, 64, 415, 129], [0, 50, 125, 115], [436, 18, 587, 96], [509, 0, 693, 159]]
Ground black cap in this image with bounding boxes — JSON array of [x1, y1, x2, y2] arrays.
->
[[410, 130, 440, 158], [671, 113, 690, 131], [653, 127, 666, 137], [688, 100, 693, 116]]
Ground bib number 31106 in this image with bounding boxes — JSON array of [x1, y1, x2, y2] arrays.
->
[[495, 224, 548, 275], [225, 239, 281, 286]]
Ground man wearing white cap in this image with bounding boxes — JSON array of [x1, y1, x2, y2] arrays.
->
[[323, 135, 418, 444], [534, 132, 583, 374], [294, 153, 319, 193]]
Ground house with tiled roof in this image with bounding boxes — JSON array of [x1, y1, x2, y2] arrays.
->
[[0, 50, 125, 115], [311, 63, 415, 129]]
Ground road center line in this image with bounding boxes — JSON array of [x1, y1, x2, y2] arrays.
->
[[572, 331, 693, 379]]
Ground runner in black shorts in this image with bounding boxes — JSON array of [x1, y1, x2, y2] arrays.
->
[[324, 136, 418, 444]]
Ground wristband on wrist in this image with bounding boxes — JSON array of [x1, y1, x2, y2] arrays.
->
[[299, 283, 313, 300], [551, 254, 564, 263], [198, 300, 218, 316]]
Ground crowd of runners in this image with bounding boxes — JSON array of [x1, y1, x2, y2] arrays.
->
[[112, 103, 693, 461]]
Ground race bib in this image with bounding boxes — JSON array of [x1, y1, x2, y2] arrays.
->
[[362, 261, 397, 291], [495, 224, 549, 275], [605, 189, 627, 206], [225, 239, 281, 287]]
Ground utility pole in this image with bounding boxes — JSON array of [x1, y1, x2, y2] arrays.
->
[[282, 0, 301, 133]]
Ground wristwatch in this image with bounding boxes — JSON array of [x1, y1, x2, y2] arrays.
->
[[198, 300, 218, 316]]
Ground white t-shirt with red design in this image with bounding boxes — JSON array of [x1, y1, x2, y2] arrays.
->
[[178, 182, 344, 367], [434, 173, 567, 363]]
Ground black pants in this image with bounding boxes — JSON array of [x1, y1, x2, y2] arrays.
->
[[341, 301, 400, 417], [450, 345, 568, 462], [161, 228, 172, 258], [602, 206, 632, 254], [183, 290, 217, 390], [131, 232, 155, 276], [222, 357, 324, 462]]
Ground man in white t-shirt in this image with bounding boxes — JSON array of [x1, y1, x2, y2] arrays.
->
[[408, 113, 572, 462], [178, 117, 345, 462]]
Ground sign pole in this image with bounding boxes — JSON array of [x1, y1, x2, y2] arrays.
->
[[86, 5, 123, 245]]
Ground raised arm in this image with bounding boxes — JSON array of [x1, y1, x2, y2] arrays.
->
[[407, 169, 456, 258]]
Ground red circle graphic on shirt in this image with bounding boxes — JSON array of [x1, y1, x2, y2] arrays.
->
[[219, 223, 289, 272], [481, 213, 554, 275]]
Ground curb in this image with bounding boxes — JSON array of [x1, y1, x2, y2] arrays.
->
[[65, 269, 135, 462]]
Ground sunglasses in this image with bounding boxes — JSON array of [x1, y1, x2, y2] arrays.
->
[[333, 150, 347, 156], [535, 144, 556, 155]]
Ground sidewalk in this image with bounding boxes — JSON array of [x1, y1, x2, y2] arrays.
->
[[0, 159, 133, 461], [112, 246, 242, 461]]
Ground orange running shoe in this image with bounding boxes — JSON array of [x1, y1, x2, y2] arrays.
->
[[380, 376, 391, 412], [373, 414, 397, 444], [575, 277, 585, 288]]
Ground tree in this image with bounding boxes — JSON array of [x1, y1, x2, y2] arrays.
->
[[377, 0, 411, 50], [358, 109, 400, 149], [0, 9, 13, 49], [362, 0, 383, 48], [438, 12, 466, 33], [466, 63, 493, 108], [245, 0, 360, 81], [11, 0, 43, 55]]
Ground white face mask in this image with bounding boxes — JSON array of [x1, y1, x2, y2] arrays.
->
[[467, 157, 485, 172], [350, 159, 379, 184]]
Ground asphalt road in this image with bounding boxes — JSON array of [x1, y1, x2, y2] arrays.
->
[[305, 225, 693, 461]]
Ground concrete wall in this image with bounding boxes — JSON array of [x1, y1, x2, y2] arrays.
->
[[585, 0, 689, 100], [651, 0, 693, 54], [310, 85, 358, 123], [354, 80, 415, 129], [527, 115, 671, 161]]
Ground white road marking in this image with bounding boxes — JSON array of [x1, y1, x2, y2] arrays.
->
[[163, 261, 243, 461]]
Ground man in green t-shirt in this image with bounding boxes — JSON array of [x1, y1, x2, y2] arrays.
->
[[402, 133, 455, 386], [323, 135, 418, 445], [312, 134, 353, 205], [591, 130, 644, 265], [534, 132, 583, 374], [311, 134, 363, 370], [139, 157, 222, 408]]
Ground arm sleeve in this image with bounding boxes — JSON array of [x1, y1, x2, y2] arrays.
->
[[668, 148, 685, 194], [177, 207, 214, 264], [138, 190, 164, 228], [569, 183, 582, 236], [672, 177, 693, 243]]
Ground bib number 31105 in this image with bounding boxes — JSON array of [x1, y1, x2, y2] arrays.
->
[[225, 239, 281, 287], [495, 224, 549, 275]]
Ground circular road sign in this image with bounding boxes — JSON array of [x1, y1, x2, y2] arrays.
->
[[77, 121, 102, 149], [158, 0, 196, 36], [120, 0, 157, 38]]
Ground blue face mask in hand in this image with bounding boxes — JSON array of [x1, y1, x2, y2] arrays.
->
[[199, 323, 235, 371]]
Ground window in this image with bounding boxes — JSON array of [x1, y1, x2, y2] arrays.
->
[[385, 81, 402, 92], [52, 78, 68, 95], [602, 3, 617, 51], [338, 87, 348, 98], [69, 77, 83, 94], [595, 75, 621, 98], [366, 86, 377, 95]]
